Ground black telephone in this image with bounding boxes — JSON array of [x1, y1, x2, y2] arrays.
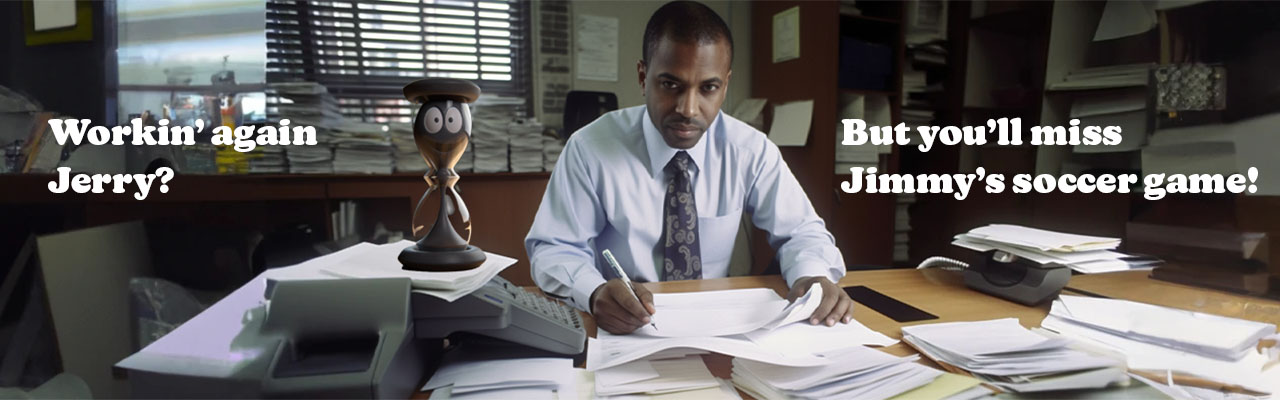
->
[[918, 250, 1070, 306]]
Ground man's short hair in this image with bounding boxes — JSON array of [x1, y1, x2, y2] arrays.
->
[[642, 1, 734, 65]]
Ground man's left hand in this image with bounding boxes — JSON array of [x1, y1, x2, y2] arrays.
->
[[787, 276, 854, 327]]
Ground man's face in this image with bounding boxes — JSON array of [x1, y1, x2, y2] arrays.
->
[[639, 37, 732, 149]]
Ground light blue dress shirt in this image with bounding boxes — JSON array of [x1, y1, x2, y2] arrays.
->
[[525, 105, 846, 311]]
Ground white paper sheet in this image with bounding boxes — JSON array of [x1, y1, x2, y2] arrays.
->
[[642, 284, 821, 338], [586, 334, 830, 371], [744, 318, 898, 355], [575, 15, 618, 81], [767, 100, 814, 146]]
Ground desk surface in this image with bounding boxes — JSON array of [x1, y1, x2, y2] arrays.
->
[[419, 269, 1280, 399]]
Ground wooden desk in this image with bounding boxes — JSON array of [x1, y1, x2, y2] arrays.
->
[[1066, 270, 1280, 327], [418, 269, 1280, 398]]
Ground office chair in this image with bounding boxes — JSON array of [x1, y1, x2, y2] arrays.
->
[[563, 91, 618, 139]]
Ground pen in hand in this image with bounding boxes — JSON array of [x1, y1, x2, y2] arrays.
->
[[602, 249, 658, 331]]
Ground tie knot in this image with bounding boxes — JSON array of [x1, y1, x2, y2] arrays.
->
[[665, 151, 693, 174]]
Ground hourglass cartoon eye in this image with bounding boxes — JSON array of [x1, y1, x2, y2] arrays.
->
[[445, 107, 463, 133], [424, 107, 443, 134]]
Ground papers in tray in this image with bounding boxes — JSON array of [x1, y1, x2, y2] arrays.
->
[[901, 318, 1127, 393], [732, 346, 943, 400], [964, 224, 1120, 252], [954, 224, 1159, 274]]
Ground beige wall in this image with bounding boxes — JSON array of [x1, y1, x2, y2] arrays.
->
[[532, 0, 753, 121]]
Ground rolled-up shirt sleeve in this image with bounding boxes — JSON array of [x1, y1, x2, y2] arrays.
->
[[525, 138, 607, 311], [744, 139, 846, 288]]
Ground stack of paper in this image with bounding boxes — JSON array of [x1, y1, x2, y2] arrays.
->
[[247, 145, 287, 174], [1042, 296, 1279, 394], [894, 194, 915, 263], [732, 346, 942, 400], [952, 224, 1159, 273], [423, 357, 577, 400], [1047, 63, 1154, 91], [542, 135, 565, 172], [330, 121, 394, 174], [470, 96, 525, 173], [270, 82, 339, 174], [901, 318, 1126, 392], [389, 123, 426, 173], [1045, 295, 1276, 360], [316, 240, 517, 302], [834, 93, 887, 174], [508, 118, 545, 173], [578, 369, 742, 400], [595, 355, 720, 397]]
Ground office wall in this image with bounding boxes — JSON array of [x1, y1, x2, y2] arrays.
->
[[532, 0, 753, 121]]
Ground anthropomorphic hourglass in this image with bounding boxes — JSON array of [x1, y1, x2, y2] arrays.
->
[[399, 78, 487, 271]]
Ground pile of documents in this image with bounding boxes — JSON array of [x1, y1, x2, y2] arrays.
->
[[732, 346, 943, 400], [834, 93, 890, 174], [588, 285, 916, 398], [247, 145, 287, 174], [542, 135, 565, 172], [894, 194, 915, 263], [331, 121, 394, 174], [594, 355, 721, 397], [1047, 63, 1154, 91], [270, 81, 340, 174], [423, 356, 577, 400], [1041, 295, 1279, 395], [316, 240, 516, 302], [953, 224, 1160, 273], [470, 96, 525, 173], [508, 118, 545, 173], [389, 123, 426, 173], [902, 318, 1127, 392]]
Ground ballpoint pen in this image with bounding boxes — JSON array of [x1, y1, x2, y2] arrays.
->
[[601, 249, 658, 330]]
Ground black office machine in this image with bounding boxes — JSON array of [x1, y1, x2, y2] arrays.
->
[[919, 250, 1071, 306], [414, 276, 586, 355]]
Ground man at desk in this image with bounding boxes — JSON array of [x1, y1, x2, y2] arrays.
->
[[526, 1, 854, 334]]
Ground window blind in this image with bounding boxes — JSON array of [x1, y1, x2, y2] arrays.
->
[[266, 0, 530, 123]]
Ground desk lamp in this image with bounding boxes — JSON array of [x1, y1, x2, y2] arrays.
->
[[399, 78, 486, 271]]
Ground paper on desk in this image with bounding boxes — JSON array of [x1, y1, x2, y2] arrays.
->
[[767, 100, 813, 147], [641, 284, 821, 338], [319, 240, 516, 302], [595, 361, 659, 388], [743, 318, 897, 356], [579, 369, 742, 400], [885, 373, 983, 400], [595, 356, 719, 397], [586, 333, 830, 371], [423, 357, 572, 391], [1049, 295, 1276, 360], [965, 224, 1120, 252]]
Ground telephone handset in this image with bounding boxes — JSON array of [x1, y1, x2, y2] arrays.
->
[[918, 250, 1070, 306]]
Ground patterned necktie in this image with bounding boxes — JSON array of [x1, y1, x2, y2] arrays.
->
[[662, 151, 701, 281]]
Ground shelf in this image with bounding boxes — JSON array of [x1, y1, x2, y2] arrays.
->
[[969, 7, 1050, 36], [0, 172, 550, 204], [840, 88, 898, 97], [840, 13, 900, 25]]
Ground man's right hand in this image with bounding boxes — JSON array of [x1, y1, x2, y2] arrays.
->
[[590, 279, 656, 334]]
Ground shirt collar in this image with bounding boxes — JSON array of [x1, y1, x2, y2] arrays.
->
[[641, 106, 716, 178]]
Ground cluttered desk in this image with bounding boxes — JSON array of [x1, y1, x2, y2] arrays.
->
[[113, 79, 1280, 399], [114, 238, 1280, 399]]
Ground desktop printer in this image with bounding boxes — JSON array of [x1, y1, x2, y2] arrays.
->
[[120, 277, 426, 399], [919, 250, 1071, 305]]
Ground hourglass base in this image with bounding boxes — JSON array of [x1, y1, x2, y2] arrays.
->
[[399, 243, 487, 272]]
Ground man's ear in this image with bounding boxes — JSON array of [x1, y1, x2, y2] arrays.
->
[[637, 60, 647, 94]]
